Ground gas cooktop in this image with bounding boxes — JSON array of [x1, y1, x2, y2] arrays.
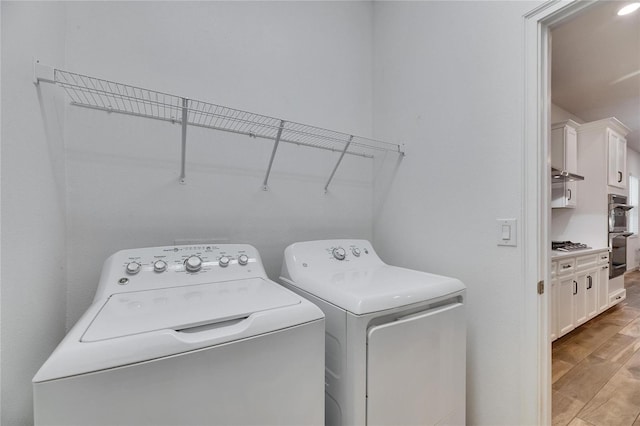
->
[[552, 241, 592, 252]]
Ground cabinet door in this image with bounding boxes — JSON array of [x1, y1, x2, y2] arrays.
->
[[551, 183, 576, 209], [617, 135, 627, 188], [565, 125, 578, 173], [557, 275, 576, 337], [584, 269, 598, 320], [575, 272, 588, 327], [551, 124, 578, 208], [608, 130, 627, 189], [597, 264, 609, 313], [566, 181, 577, 208]]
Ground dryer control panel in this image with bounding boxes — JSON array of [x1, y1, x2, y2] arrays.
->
[[283, 239, 384, 275], [95, 244, 267, 300], [329, 244, 371, 261]]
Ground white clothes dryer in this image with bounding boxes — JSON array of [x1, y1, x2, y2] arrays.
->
[[33, 244, 324, 426], [279, 239, 466, 426]]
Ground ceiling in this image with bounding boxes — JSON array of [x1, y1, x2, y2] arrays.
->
[[551, 1, 640, 150]]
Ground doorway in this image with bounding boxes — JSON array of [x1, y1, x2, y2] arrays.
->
[[524, 1, 595, 424], [525, 0, 640, 424]]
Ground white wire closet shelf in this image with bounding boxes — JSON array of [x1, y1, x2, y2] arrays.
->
[[34, 61, 405, 191]]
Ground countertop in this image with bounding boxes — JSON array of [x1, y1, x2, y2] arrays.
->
[[551, 246, 609, 260]]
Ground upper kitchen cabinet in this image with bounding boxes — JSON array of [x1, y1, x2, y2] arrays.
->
[[578, 118, 631, 194], [551, 120, 581, 209], [608, 129, 627, 189]]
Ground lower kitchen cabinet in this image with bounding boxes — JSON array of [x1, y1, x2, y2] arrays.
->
[[597, 253, 610, 313], [551, 249, 610, 341], [577, 269, 597, 324], [556, 273, 576, 337], [550, 263, 558, 341]]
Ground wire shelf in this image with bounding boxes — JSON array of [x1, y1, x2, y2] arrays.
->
[[38, 62, 404, 190]]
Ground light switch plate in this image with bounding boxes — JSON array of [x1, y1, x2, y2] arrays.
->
[[497, 218, 517, 246]]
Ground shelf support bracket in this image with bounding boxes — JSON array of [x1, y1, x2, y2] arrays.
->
[[262, 120, 285, 191], [33, 59, 55, 85], [179, 97, 189, 184], [324, 135, 353, 194]]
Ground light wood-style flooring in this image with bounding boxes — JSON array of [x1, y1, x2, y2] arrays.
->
[[552, 270, 640, 426]]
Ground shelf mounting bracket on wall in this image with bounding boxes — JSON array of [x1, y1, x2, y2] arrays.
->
[[33, 60, 405, 191], [324, 135, 353, 193], [262, 120, 285, 191], [179, 97, 189, 184]]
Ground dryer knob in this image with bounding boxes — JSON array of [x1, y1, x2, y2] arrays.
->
[[185, 256, 202, 272], [153, 260, 168, 273], [126, 262, 141, 275], [352, 248, 361, 257], [332, 247, 346, 260], [219, 256, 230, 268], [238, 254, 249, 266]]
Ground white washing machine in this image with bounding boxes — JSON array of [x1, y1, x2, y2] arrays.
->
[[279, 239, 466, 426], [33, 244, 325, 426]]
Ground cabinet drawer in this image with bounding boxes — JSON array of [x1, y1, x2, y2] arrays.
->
[[576, 254, 598, 271], [609, 288, 626, 306], [597, 252, 609, 265], [551, 261, 558, 278], [557, 259, 575, 276]]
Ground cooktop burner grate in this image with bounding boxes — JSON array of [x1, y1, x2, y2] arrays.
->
[[552, 241, 591, 252]]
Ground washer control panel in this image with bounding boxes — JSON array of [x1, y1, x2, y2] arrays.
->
[[97, 244, 265, 299]]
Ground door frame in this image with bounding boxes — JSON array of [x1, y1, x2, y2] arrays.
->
[[523, 1, 597, 424]]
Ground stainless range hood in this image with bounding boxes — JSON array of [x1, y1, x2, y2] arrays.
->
[[551, 168, 585, 182]]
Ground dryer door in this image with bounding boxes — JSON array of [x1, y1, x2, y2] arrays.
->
[[366, 302, 465, 426]]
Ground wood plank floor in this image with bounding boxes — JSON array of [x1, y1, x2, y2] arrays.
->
[[552, 270, 640, 426]]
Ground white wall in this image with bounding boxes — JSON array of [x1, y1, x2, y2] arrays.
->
[[551, 103, 585, 124], [1, 2, 68, 425], [62, 1, 376, 326], [372, 2, 542, 424]]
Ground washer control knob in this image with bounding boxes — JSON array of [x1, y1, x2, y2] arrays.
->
[[126, 262, 141, 275], [153, 260, 168, 273], [184, 256, 202, 272], [238, 254, 249, 266], [332, 247, 346, 260], [219, 256, 230, 268], [352, 248, 361, 257]]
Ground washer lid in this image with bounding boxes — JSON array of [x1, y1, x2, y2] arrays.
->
[[82, 277, 300, 342], [282, 265, 465, 315]]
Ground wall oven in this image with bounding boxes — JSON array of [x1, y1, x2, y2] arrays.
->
[[609, 194, 634, 279], [609, 194, 633, 232]]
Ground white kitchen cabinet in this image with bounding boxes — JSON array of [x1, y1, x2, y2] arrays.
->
[[608, 129, 627, 189], [597, 252, 610, 314], [551, 120, 579, 209], [574, 267, 599, 327], [577, 118, 630, 197], [556, 258, 576, 337], [575, 253, 601, 326], [609, 274, 627, 307], [582, 268, 598, 322], [557, 275, 577, 337], [552, 249, 609, 340]]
